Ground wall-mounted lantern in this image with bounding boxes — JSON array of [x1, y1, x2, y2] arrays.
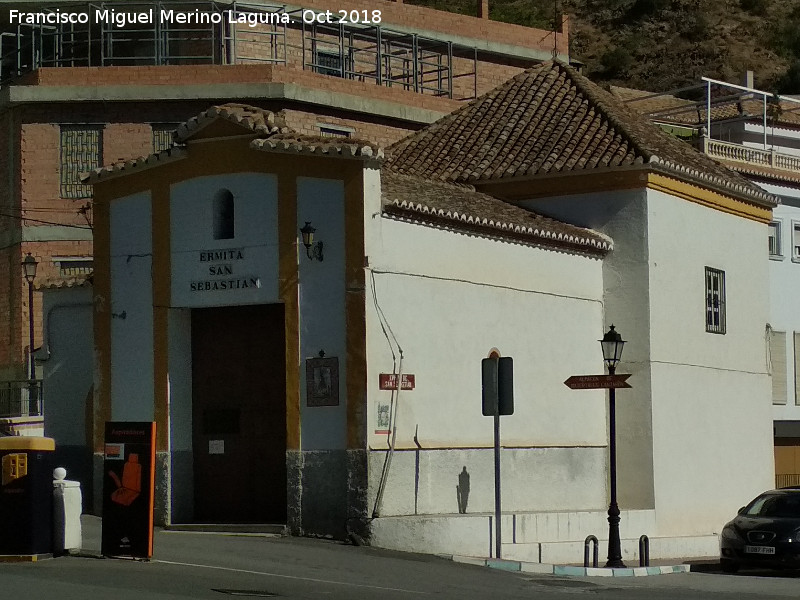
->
[[300, 221, 324, 261]]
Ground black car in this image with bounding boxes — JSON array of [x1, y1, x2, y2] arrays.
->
[[720, 488, 800, 572]]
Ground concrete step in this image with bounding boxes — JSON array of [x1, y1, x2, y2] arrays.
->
[[501, 535, 719, 565], [164, 523, 286, 535]]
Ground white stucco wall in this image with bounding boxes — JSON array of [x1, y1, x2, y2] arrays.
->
[[759, 182, 800, 422], [170, 173, 280, 308], [109, 192, 154, 421], [364, 169, 609, 516], [297, 177, 348, 451], [519, 188, 656, 511], [517, 185, 774, 537], [42, 286, 93, 446], [646, 188, 773, 534]]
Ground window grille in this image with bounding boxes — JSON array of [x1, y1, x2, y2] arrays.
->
[[314, 50, 343, 77], [152, 125, 177, 154], [318, 126, 351, 139], [769, 221, 782, 257], [60, 126, 101, 199], [53, 256, 93, 277], [705, 267, 726, 334]]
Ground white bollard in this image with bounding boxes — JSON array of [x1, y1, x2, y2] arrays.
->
[[53, 467, 82, 554]]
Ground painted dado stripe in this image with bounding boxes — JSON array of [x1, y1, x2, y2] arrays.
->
[[646, 174, 773, 224]]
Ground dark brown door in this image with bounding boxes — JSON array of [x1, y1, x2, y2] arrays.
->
[[191, 304, 286, 523]]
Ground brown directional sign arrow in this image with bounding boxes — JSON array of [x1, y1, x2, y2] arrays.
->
[[564, 374, 632, 390]]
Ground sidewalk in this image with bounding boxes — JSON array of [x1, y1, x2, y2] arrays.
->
[[438, 552, 722, 577], [80, 515, 714, 578]]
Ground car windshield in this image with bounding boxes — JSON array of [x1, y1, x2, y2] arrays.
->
[[744, 493, 800, 518]]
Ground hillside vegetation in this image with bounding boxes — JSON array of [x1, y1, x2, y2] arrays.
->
[[405, 0, 800, 94]]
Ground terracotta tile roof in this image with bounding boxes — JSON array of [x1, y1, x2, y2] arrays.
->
[[387, 62, 775, 208], [251, 133, 383, 161], [175, 103, 287, 142], [382, 171, 612, 255], [717, 160, 800, 186], [613, 86, 800, 128], [86, 104, 382, 183], [36, 275, 93, 291], [84, 147, 187, 182], [610, 86, 702, 125]]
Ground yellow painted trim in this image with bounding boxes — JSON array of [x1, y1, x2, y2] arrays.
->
[[278, 168, 300, 452], [646, 174, 772, 223], [91, 139, 370, 454], [152, 182, 171, 453], [345, 169, 367, 450], [91, 190, 112, 454]]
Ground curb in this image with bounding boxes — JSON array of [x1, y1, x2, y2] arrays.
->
[[447, 555, 692, 577], [0, 553, 53, 563]]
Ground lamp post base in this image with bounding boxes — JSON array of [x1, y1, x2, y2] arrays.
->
[[605, 503, 626, 568]]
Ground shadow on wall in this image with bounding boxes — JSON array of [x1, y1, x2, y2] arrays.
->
[[457, 466, 470, 514]]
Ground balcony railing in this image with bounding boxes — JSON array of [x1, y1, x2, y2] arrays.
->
[[776, 473, 800, 489], [703, 137, 800, 174], [0, 380, 43, 418]]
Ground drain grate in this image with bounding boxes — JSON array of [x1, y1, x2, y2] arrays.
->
[[211, 589, 278, 597]]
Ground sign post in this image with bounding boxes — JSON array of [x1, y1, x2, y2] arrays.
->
[[564, 368, 632, 568], [482, 356, 513, 560]]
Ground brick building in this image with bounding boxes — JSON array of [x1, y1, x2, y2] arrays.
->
[[0, 1, 565, 471]]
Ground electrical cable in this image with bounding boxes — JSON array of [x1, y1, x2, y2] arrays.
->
[[369, 269, 404, 519]]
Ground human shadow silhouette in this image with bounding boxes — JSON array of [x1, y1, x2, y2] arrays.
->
[[456, 466, 470, 514]]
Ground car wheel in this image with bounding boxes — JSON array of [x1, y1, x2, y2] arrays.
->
[[720, 560, 739, 574]]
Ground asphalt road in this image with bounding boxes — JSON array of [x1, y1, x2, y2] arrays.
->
[[2, 518, 800, 599]]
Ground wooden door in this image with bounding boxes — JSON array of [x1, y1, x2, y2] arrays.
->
[[191, 304, 286, 523]]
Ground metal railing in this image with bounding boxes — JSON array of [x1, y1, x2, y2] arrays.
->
[[0, 1, 488, 101], [702, 137, 800, 174], [0, 380, 43, 418], [776, 473, 800, 488]]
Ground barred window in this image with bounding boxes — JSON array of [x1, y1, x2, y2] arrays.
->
[[318, 125, 352, 139], [314, 50, 343, 77], [54, 257, 94, 277], [60, 126, 102, 199], [705, 267, 726, 334], [152, 124, 177, 154]]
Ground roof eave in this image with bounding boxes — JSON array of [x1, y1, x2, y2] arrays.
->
[[383, 202, 612, 257], [83, 147, 188, 184]]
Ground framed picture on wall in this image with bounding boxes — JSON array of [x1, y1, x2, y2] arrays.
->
[[306, 356, 339, 407]]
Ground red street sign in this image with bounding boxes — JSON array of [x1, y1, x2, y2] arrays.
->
[[564, 374, 632, 390], [379, 373, 415, 391]]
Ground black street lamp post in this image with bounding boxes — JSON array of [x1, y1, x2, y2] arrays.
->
[[600, 324, 626, 568], [22, 253, 38, 415]]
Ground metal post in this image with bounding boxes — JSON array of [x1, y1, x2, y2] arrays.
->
[[494, 410, 502, 559], [27, 278, 37, 415], [605, 363, 625, 568]]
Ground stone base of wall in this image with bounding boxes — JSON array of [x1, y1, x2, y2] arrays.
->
[[370, 510, 719, 563], [287, 449, 370, 540]]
